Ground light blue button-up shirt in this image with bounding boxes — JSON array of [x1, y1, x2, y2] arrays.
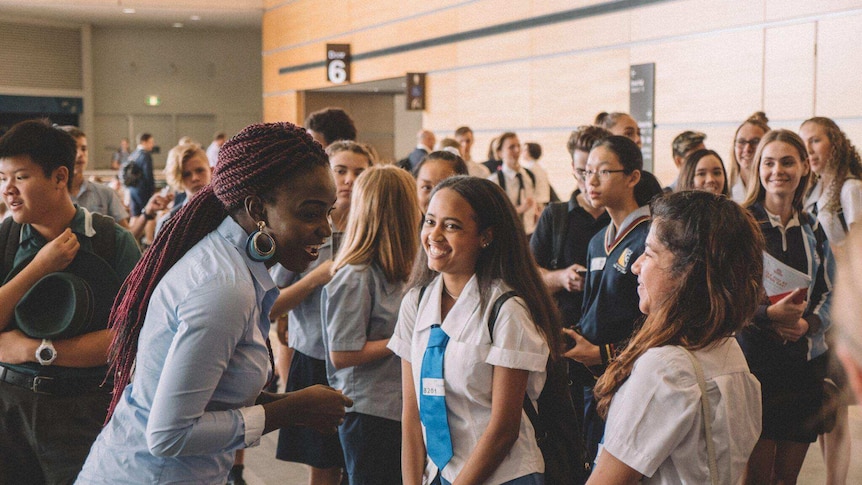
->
[[78, 217, 277, 484], [321, 263, 405, 421]]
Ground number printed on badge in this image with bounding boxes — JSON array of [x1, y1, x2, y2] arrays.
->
[[422, 378, 445, 397]]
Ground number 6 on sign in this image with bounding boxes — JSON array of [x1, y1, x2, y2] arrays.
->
[[328, 60, 347, 83], [326, 43, 351, 84]]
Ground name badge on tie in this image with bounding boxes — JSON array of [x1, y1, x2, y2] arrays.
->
[[590, 257, 606, 272], [422, 378, 445, 397]]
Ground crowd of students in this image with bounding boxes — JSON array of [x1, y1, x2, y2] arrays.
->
[[0, 104, 860, 485]]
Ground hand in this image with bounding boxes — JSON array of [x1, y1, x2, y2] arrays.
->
[[30, 228, 79, 274], [774, 318, 809, 343], [766, 288, 807, 327], [308, 260, 335, 287], [516, 197, 535, 215], [275, 314, 289, 346], [557, 264, 586, 293], [144, 193, 172, 217], [285, 385, 353, 435], [561, 328, 602, 366], [0, 330, 37, 364]]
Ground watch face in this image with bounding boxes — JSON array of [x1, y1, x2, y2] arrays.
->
[[38, 347, 54, 361]]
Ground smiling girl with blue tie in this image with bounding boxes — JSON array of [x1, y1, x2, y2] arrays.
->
[[389, 176, 561, 485]]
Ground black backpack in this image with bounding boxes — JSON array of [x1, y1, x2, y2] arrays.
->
[[487, 292, 589, 485], [1, 214, 117, 281], [120, 159, 143, 187], [417, 287, 588, 484]]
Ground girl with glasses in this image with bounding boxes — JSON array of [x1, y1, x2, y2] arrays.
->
[[729, 112, 770, 203]]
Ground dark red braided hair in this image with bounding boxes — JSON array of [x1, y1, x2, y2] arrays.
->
[[106, 122, 328, 418]]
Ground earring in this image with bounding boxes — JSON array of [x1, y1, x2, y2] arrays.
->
[[246, 220, 276, 262], [481, 242, 490, 248]]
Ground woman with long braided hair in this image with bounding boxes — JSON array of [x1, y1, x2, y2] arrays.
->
[[78, 123, 353, 484]]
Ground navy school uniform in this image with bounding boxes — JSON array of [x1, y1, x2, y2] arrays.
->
[[736, 203, 833, 443], [529, 190, 611, 329], [577, 205, 650, 465]]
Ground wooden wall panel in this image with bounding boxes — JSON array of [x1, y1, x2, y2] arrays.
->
[[763, 23, 815, 121], [456, 0, 532, 31], [423, 71, 458, 131], [262, 0, 862, 162], [263, 43, 330, 92], [263, 0, 340, 52], [531, 0, 608, 17], [531, 11, 630, 57], [766, 0, 862, 21], [529, 50, 630, 129], [631, 30, 763, 124], [455, 62, 532, 131], [263, 92, 302, 124], [816, 14, 862, 117], [632, 0, 764, 42]]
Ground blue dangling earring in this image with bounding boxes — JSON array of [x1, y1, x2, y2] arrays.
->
[[246, 220, 276, 262]]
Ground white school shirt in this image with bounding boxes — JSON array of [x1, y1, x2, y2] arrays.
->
[[521, 160, 551, 205], [388, 275, 548, 484], [730, 177, 747, 204], [600, 338, 762, 485], [804, 178, 862, 246], [488, 164, 538, 234]]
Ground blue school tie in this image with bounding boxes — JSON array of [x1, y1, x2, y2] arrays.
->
[[420, 324, 453, 469]]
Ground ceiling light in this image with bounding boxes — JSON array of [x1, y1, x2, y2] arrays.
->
[[190, 15, 201, 21], [173, 22, 184, 28], [122, 8, 135, 14]]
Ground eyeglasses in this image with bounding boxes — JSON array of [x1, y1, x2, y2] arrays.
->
[[583, 169, 628, 180], [735, 138, 761, 148], [574, 168, 587, 179]]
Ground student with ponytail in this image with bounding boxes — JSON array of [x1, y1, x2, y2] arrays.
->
[[78, 123, 353, 484]]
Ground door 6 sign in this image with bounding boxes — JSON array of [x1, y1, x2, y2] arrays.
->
[[327, 44, 351, 84]]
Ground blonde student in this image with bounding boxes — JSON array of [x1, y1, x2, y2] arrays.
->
[[321, 165, 422, 484]]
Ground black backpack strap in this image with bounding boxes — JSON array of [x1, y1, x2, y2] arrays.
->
[[837, 207, 849, 234], [89, 212, 117, 264], [524, 167, 536, 187], [1, 217, 21, 280], [486, 291, 518, 342], [416, 285, 427, 310], [549, 202, 569, 270]]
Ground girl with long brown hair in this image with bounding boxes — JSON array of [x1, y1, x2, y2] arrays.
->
[[799, 117, 861, 484], [739, 129, 834, 485], [590, 191, 763, 484], [390, 176, 560, 485]]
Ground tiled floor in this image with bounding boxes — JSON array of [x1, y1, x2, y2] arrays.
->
[[244, 406, 862, 484]]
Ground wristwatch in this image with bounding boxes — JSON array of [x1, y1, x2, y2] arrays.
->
[[35, 339, 57, 366], [141, 207, 155, 220]]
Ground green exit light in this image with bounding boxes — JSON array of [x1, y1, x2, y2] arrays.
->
[[145, 95, 161, 106]]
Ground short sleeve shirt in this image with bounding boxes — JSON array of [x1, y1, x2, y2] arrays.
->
[[602, 339, 762, 484], [388, 275, 549, 484], [321, 263, 405, 421], [72, 180, 130, 223]]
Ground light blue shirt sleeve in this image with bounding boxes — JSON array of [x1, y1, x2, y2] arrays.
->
[[146, 280, 258, 457], [325, 265, 373, 352]]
